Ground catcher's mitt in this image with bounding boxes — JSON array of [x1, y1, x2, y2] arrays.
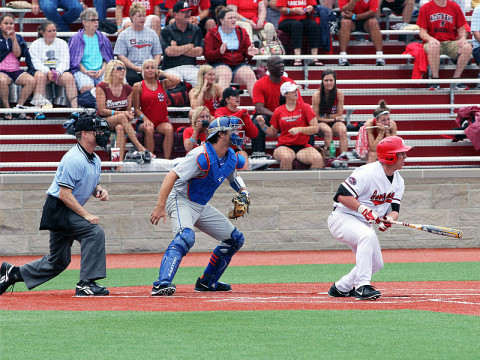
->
[[228, 193, 250, 220]]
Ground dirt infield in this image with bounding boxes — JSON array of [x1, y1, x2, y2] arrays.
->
[[1, 249, 479, 316]]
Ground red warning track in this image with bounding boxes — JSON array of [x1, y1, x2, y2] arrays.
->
[[1, 249, 479, 315]]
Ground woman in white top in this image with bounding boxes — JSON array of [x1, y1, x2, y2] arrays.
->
[[29, 21, 78, 109]]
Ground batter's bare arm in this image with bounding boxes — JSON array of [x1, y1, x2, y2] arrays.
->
[[151, 170, 180, 225]]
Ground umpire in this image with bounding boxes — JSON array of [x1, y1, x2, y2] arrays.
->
[[0, 114, 111, 296]]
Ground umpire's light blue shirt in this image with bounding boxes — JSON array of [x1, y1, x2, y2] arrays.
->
[[47, 144, 101, 206]]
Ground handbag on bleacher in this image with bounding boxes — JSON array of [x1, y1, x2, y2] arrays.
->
[[258, 30, 285, 56]]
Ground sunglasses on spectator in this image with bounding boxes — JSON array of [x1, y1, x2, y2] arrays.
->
[[115, 67, 125, 71], [87, 19, 100, 22]]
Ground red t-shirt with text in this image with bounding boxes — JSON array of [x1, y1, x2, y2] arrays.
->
[[277, 0, 316, 22], [270, 102, 316, 146], [416, 0, 466, 42]]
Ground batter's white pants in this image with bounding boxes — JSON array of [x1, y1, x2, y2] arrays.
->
[[328, 211, 384, 291]]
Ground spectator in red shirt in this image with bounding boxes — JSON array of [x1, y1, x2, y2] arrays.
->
[[417, 0, 472, 90], [116, 0, 162, 37], [227, 0, 277, 42], [277, 0, 323, 66], [183, 105, 212, 153], [204, 7, 259, 99], [251, 55, 303, 155], [258, 82, 324, 170], [165, 0, 216, 35], [338, 0, 385, 66], [215, 86, 259, 170]]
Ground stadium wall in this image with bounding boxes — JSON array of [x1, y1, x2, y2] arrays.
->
[[0, 169, 479, 255]]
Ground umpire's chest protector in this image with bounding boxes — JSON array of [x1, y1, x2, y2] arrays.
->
[[187, 143, 238, 205]]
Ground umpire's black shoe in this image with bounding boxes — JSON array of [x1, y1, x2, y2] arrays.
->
[[355, 285, 381, 300], [194, 277, 232, 292], [151, 283, 176, 296], [0, 262, 16, 295], [327, 283, 355, 297], [75, 280, 109, 296]]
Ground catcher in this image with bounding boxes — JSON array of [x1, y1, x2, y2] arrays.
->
[[150, 116, 250, 296]]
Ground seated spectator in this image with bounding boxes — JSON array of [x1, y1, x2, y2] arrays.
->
[[189, 64, 223, 115], [0, 13, 36, 120], [94, 0, 115, 21], [338, 0, 385, 66], [165, 0, 216, 35], [363, 99, 397, 163], [183, 105, 213, 153], [114, 3, 163, 86], [277, 0, 323, 66], [161, 1, 204, 87], [37, 0, 83, 32], [29, 21, 78, 115], [266, 0, 281, 30], [472, 5, 480, 89], [258, 82, 323, 170], [311, 69, 348, 157], [251, 55, 303, 156], [417, 0, 472, 90], [116, 0, 161, 37], [379, 0, 415, 30], [69, 8, 114, 94], [227, 0, 276, 43], [204, 7, 259, 97], [133, 59, 180, 159], [215, 86, 259, 170], [96, 59, 150, 163]]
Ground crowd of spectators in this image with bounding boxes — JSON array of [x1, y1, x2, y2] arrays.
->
[[1, 0, 479, 169]]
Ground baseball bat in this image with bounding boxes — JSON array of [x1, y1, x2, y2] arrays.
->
[[382, 219, 463, 239]]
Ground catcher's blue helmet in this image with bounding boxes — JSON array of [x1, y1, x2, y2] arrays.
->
[[207, 116, 244, 149]]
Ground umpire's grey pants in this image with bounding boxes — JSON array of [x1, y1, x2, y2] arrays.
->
[[20, 211, 106, 290]]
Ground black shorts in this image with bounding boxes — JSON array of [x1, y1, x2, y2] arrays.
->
[[276, 144, 310, 153], [381, 0, 405, 16]]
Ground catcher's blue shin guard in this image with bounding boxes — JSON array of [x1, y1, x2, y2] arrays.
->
[[154, 228, 195, 286], [202, 228, 244, 286]]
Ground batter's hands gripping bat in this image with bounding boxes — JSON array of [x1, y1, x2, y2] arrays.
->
[[381, 219, 463, 239]]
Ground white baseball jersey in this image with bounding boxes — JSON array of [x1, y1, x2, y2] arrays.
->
[[333, 161, 405, 222]]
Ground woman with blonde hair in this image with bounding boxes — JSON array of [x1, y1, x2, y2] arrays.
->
[[183, 106, 212, 153], [96, 59, 150, 163], [133, 58, 180, 159], [189, 64, 223, 116]]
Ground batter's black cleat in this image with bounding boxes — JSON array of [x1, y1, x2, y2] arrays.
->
[[75, 280, 109, 296], [151, 283, 176, 296], [0, 262, 16, 295], [194, 277, 232, 292], [327, 283, 355, 297], [355, 285, 381, 300]]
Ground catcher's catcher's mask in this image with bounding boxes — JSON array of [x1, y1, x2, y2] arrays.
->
[[207, 116, 245, 149]]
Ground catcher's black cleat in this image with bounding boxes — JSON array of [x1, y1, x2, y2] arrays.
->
[[355, 285, 381, 300], [151, 283, 176, 296], [327, 283, 355, 297], [0, 262, 16, 295], [75, 280, 109, 296], [194, 277, 232, 292]]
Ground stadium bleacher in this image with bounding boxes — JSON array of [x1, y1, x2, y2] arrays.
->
[[0, 3, 479, 171]]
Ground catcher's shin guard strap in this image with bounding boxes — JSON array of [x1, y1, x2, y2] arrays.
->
[[203, 228, 244, 285], [155, 229, 195, 285]]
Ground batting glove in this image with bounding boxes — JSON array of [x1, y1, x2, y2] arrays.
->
[[379, 216, 394, 232], [357, 205, 380, 224]]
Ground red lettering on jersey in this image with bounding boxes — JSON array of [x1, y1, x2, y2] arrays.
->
[[370, 190, 395, 205]]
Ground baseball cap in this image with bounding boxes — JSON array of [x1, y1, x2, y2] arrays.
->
[[173, 1, 191, 13], [222, 87, 244, 101], [74, 116, 96, 132], [280, 82, 301, 96]]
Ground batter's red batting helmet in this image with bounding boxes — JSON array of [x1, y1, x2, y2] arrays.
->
[[377, 136, 412, 164]]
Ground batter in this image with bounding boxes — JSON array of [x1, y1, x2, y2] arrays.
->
[[149, 116, 249, 296], [327, 136, 412, 300]]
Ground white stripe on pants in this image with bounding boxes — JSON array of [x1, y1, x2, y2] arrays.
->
[[327, 211, 384, 291]]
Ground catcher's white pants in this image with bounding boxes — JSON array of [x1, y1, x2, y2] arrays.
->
[[328, 211, 384, 291]]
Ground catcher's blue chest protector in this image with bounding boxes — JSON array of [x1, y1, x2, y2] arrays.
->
[[187, 143, 239, 205]]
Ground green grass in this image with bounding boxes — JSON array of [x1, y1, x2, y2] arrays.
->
[[8, 261, 480, 292], [1, 310, 479, 359]]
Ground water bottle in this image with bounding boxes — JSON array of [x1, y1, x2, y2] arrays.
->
[[329, 142, 336, 159]]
